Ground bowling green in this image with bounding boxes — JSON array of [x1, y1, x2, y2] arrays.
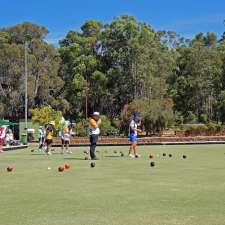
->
[[0, 144, 225, 225]]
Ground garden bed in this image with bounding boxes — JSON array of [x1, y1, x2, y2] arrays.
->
[[52, 135, 225, 146]]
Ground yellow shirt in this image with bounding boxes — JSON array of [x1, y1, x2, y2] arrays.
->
[[46, 131, 53, 140], [89, 118, 98, 128], [89, 118, 101, 135]]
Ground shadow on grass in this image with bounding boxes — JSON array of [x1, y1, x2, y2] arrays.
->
[[30, 153, 45, 156], [64, 157, 86, 160], [30, 152, 63, 156]]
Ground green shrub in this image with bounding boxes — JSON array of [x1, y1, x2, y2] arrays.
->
[[178, 124, 185, 130], [194, 124, 208, 133], [75, 119, 88, 136], [200, 114, 208, 123], [206, 122, 221, 133], [184, 124, 207, 135], [185, 111, 197, 124], [181, 123, 222, 135], [106, 127, 120, 136], [175, 112, 184, 125], [111, 118, 121, 130], [100, 115, 119, 136], [75, 115, 119, 136], [31, 106, 62, 130]]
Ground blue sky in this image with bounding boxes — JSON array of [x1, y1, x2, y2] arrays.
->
[[1, 0, 225, 45]]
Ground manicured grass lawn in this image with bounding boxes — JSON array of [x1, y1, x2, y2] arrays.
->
[[0, 144, 225, 225]]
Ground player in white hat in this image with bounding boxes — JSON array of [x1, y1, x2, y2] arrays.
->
[[88, 112, 101, 160]]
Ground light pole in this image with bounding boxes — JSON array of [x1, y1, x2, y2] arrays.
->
[[85, 67, 88, 119], [24, 35, 31, 143], [85, 84, 88, 119], [24, 40, 28, 136]]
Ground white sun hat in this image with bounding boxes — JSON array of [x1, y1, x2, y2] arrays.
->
[[93, 112, 100, 116], [49, 121, 55, 126]]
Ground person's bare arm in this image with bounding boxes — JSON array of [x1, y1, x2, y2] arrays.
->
[[133, 128, 142, 133]]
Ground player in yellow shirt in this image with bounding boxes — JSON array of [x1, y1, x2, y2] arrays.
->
[[89, 112, 101, 160], [45, 121, 55, 155]]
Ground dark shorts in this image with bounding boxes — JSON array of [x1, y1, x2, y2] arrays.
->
[[45, 139, 53, 145], [61, 139, 69, 145]]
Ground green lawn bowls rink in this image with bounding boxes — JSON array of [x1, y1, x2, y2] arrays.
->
[[0, 144, 225, 225]]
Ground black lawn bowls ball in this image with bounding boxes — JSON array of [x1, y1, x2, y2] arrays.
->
[[182, 155, 187, 159], [121, 152, 124, 157], [113, 150, 117, 154], [169, 154, 172, 158], [150, 161, 155, 167], [90, 162, 95, 168], [163, 153, 166, 157]]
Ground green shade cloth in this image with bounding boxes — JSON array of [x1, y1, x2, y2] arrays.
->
[[0, 121, 17, 126]]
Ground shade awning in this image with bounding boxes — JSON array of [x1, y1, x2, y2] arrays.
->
[[0, 121, 17, 126]]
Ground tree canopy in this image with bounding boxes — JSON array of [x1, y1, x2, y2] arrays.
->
[[1, 16, 225, 134]]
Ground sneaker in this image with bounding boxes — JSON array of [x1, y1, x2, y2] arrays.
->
[[39, 148, 45, 153], [47, 151, 52, 156], [66, 150, 72, 154], [128, 154, 135, 158]]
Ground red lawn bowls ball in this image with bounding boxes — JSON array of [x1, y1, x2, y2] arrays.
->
[[7, 165, 13, 172], [58, 166, 64, 172], [149, 154, 154, 159], [64, 163, 70, 169]]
